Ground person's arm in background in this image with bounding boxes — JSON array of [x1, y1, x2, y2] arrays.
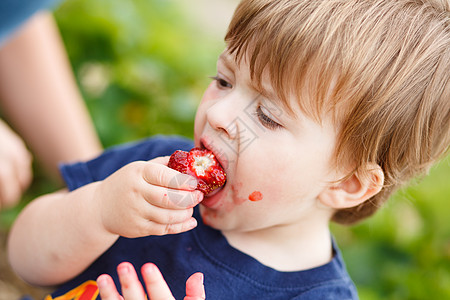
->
[[0, 11, 102, 179], [0, 119, 32, 209]]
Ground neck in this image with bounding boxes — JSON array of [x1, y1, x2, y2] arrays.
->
[[222, 219, 333, 272]]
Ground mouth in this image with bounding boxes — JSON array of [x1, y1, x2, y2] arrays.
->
[[205, 184, 223, 197], [199, 138, 227, 170], [199, 137, 228, 197]]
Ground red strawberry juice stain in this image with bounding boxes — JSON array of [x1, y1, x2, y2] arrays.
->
[[231, 182, 247, 205], [248, 191, 263, 202]]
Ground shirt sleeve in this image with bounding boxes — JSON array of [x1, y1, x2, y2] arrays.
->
[[0, 0, 62, 46], [59, 135, 193, 191]]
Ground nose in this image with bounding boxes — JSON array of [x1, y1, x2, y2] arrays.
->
[[205, 96, 239, 140]]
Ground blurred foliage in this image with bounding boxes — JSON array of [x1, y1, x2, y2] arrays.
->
[[0, 0, 449, 299], [54, 0, 224, 147]]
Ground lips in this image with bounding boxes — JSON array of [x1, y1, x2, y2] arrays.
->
[[198, 136, 229, 200], [199, 137, 228, 172]]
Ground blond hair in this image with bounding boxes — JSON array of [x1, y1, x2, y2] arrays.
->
[[225, 0, 450, 224]]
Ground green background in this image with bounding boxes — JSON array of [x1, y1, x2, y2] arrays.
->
[[1, 1, 449, 299]]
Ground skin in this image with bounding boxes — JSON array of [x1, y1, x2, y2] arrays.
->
[[7, 49, 383, 292], [97, 262, 205, 300], [0, 119, 32, 209], [0, 12, 102, 208], [0, 12, 102, 179]]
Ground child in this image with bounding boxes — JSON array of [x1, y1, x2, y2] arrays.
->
[[8, 0, 450, 299]]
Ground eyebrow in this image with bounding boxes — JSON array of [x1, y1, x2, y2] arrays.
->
[[218, 52, 297, 119]]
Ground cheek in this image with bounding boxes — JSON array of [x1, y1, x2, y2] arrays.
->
[[234, 156, 285, 203], [241, 151, 317, 203]]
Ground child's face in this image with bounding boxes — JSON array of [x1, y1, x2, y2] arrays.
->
[[194, 50, 342, 233]]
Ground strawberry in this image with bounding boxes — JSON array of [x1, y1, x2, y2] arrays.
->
[[168, 148, 226, 195]]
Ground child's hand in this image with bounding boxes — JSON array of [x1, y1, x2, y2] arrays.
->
[[97, 262, 206, 300], [95, 156, 203, 238]]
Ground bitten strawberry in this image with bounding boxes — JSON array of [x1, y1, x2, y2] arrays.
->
[[168, 148, 226, 195]]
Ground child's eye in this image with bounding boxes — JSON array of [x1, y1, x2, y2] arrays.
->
[[256, 105, 282, 130], [210, 76, 232, 89]]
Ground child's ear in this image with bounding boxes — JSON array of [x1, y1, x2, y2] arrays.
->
[[318, 164, 384, 209]]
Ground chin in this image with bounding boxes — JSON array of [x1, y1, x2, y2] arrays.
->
[[199, 205, 220, 228]]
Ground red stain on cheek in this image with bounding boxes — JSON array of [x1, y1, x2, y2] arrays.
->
[[231, 182, 247, 205], [248, 191, 263, 202]]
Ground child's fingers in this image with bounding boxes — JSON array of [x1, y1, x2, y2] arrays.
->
[[145, 217, 198, 236], [117, 262, 147, 300], [144, 184, 203, 209], [141, 263, 176, 300], [141, 203, 195, 225], [144, 157, 198, 191], [185, 272, 206, 300], [150, 156, 170, 165], [97, 274, 124, 300]]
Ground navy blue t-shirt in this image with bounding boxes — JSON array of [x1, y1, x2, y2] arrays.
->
[[49, 135, 358, 299]]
